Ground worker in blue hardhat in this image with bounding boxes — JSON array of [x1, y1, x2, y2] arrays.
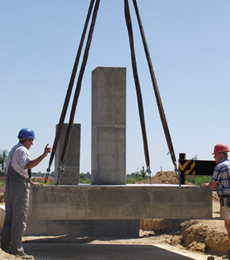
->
[[1, 128, 51, 259]]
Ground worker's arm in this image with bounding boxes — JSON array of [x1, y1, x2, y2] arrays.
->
[[201, 181, 217, 190], [30, 180, 43, 186], [26, 144, 51, 169], [26, 144, 51, 187]]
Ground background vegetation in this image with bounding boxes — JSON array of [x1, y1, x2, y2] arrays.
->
[[0, 149, 8, 176], [0, 150, 214, 186], [187, 176, 212, 186]]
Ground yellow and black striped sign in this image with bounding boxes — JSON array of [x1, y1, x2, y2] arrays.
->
[[179, 160, 195, 175], [179, 160, 216, 176]]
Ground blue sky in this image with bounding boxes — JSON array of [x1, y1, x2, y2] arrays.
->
[[1, 1, 230, 175]]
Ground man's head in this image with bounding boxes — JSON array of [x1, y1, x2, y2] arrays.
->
[[212, 143, 230, 164], [18, 128, 35, 149]]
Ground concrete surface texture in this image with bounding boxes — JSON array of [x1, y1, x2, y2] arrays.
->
[[22, 243, 212, 260], [54, 123, 81, 185], [25, 218, 139, 237], [22, 67, 211, 238], [28, 67, 139, 238], [91, 67, 126, 185], [29, 184, 212, 220]]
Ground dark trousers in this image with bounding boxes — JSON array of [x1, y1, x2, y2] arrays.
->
[[1, 164, 30, 255]]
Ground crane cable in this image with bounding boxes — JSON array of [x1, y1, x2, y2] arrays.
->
[[46, 0, 179, 185], [131, 0, 180, 184], [124, 0, 151, 182], [56, 0, 101, 185], [45, 0, 97, 183]]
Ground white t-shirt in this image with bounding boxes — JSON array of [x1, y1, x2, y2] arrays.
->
[[6, 143, 31, 178]]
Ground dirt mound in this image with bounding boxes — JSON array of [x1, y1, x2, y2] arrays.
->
[[140, 217, 228, 256], [136, 170, 192, 185], [0, 249, 24, 259], [137, 171, 227, 257]]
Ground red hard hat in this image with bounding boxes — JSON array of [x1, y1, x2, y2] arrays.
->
[[212, 143, 230, 155]]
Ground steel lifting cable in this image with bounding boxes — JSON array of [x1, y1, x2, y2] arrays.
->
[[56, 0, 101, 185], [124, 0, 151, 181], [131, 0, 180, 184], [44, 0, 96, 183]]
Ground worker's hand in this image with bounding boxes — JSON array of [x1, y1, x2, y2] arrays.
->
[[43, 144, 52, 157], [201, 183, 209, 187], [30, 181, 43, 187], [201, 181, 217, 190]]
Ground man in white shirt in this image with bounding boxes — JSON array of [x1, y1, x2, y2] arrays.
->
[[1, 128, 51, 259]]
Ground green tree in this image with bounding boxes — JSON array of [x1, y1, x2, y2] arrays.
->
[[137, 166, 146, 179], [79, 172, 91, 183], [0, 149, 8, 175], [191, 154, 198, 160]]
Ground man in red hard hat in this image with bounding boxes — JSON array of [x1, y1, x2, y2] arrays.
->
[[1, 128, 51, 259], [202, 143, 230, 259]]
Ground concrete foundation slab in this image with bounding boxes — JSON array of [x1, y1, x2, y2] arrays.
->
[[25, 219, 139, 237], [30, 184, 212, 220], [22, 243, 209, 260]]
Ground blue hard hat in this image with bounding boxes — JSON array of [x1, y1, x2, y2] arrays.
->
[[18, 128, 36, 140]]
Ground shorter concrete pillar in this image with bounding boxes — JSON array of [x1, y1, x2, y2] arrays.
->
[[54, 123, 80, 185]]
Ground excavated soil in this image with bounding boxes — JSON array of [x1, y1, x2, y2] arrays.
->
[[0, 171, 228, 259], [138, 171, 228, 257]]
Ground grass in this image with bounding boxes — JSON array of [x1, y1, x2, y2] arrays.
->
[[79, 174, 149, 184], [186, 176, 212, 185], [0, 180, 5, 187], [31, 177, 54, 185], [79, 175, 212, 185], [126, 175, 149, 184], [126, 175, 212, 185], [79, 174, 91, 183], [0, 175, 212, 186]]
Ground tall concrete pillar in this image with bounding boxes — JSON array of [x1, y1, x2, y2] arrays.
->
[[54, 123, 80, 185], [25, 69, 139, 239], [92, 67, 126, 185]]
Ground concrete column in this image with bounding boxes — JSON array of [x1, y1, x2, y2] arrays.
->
[[54, 123, 80, 185], [92, 67, 126, 185]]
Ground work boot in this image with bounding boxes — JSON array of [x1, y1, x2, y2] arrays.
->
[[223, 250, 230, 260]]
